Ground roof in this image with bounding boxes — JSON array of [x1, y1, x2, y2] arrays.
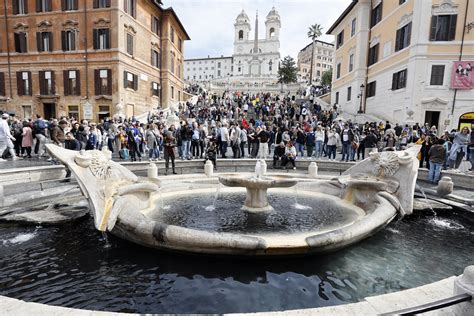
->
[[184, 56, 233, 62], [148, 1, 190, 40], [326, 0, 358, 34], [300, 40, 334, 52]]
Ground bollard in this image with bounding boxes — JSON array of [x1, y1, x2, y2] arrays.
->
[[204, 160, 214, 177], [437, 176, 454, 196], [308, 162, 318, 178], [147, 163, 158, 179]]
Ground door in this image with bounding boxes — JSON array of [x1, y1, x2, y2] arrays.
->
[[43, 103, 56, 120], [424, 111, 440, 129]]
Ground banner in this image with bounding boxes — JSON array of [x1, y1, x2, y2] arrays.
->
[[451, 61, 473, 89]]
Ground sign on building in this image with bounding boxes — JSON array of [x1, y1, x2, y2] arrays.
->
[[83, 101, 93, 120], [451, 61, 473, 89]]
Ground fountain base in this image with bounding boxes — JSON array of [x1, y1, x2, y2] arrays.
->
[[243, 188, 274, 213]]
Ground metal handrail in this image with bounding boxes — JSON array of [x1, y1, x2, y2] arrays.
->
[[380, 293, 472, 315]]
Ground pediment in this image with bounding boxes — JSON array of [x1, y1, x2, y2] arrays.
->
[[421, 97, 449, 108], [432, 0, 458, 15]]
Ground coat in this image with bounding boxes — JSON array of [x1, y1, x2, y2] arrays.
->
[[22, 126, 34, 147]]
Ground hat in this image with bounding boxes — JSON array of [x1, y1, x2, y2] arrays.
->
[[1, 113, 9, 119]]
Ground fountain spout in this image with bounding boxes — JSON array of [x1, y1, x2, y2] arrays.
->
[[255, 161, 263, 178]]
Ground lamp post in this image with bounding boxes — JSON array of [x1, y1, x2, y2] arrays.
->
[[357, 83, 365, 114]]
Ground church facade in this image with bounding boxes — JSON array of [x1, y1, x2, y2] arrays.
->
[[184, 7, 281, 84]]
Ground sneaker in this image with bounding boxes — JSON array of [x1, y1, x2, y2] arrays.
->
[[0, 158, 6, 162], [293, 167, 296, 170]]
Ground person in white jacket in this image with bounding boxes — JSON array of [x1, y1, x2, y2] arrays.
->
[[0, 113, 18, 161], [282, 141, 297, 169]]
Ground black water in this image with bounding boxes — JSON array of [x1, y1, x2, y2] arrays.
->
[[0, 212, 472, 314], [152, 192, 360, 234]]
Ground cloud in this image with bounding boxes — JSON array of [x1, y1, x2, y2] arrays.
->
[[164, 0, 352, 60]]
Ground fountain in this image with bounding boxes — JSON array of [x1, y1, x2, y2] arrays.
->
[[43, 144, 423, 256]]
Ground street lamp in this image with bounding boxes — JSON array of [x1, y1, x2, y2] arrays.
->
[[357, 83, 365, 114]]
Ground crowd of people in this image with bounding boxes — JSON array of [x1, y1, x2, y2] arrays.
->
[[1, 90, 473, 181]]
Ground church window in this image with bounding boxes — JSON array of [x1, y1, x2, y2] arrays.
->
[[269, 28, 275, 38], [238, 30, 243, 40]]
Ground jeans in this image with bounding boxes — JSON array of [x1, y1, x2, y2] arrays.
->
[[221, 141, 228, 157], [315, 141, 323, 158], [148, 148, 160, 159], [428, 162, 442, 183], [306, 145, 314, 158], [327, 145, 336, 159], [350, 146, 356, 161], [240, 142, 246, 158], [341, 142, 351, 161], [296, 142, 305, 157], [181, 140, 190, 159]]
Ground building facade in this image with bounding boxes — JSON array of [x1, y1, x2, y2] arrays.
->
[[184, 7, 281, 86], [297, 40, 334, 84], [0, 0, 189, 121], [327, 0, 474, 130]]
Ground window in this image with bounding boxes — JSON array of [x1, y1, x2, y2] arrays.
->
[[217, 70, 221, 77], [170, 52, 175, 73], [63, 70, 80, 96], [316, 70, 320, 76], [14, 32, 28, 53], [392, 69, 407, 90], [126, 33, 134, 56], [238, 30, 244, 40], [152, 82, 160, 97], [217, 62, 221, 68], [93, 29, 110, 49], [151, 49, 160, 68], [349, 54, 354, 72], [152, 17, 160, 36], [269, 27, 275, 38], [0, 73, 5, 96], [351, 18, 356, 37], [399, 0, 406, 4], [36, 0, 52, 12], [336, 62, 341, 79], [94, 69, 112, 95], [395, 22, 412, 51], [124, 0, 136, 18], [430, 15, 457, 41], [93, 0, 110, 8], [123, 71, 138, 90], [371, 2, 383, 28], [37, 32, 53, 52], [39, 71, 55, 95], [347, 86, 352, 101], [61, 30, 76, 51], [178, 38, 182, 52], [62, 0, 77, 11], [17, 71, 32, 96], [335, 92, 339, 104], [13, 0, 28, 14], [170, 27, 175, 43], [366, 81, 376, 97], [368, 44, 379, 66], [68, 106, 79, 118], [171, 86, 175, 99], [22, 105, 32, 119], [336, 31, 344, 49], [430, 65, 445, 86]]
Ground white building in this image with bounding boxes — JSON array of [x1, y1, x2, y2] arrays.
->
[[184, 7, 281, 86]]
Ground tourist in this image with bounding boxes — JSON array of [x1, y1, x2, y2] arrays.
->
[[419, 134, 432, 169], [314, 126, 324, 159], [273, 142, 286, 169], [33, 114, 48, 157], [21, 121, 34, 158], [282, 141, 297, 169], [230, 122, 241, 159], [146, 123, 161, 161], [239, 124, 248, 158], [0, 113, 17, 161], [163, 131, 177, 175], [204, 139, 217, 170], [428, 138, 446, 184], [340, 124, 353, 162], [305, 127, 315, 158], [219, 122, 230, 158], [448, 126, 470, 169], [257, 125, 270, 159], [51, 120, 67, 147]]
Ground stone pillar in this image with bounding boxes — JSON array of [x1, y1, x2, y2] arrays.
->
[[204, 160, 214, 177], [453, 265, 474, 315], [147, 163, 158, 179], [308, 162, 318, 178], [437, 177, 453, 196]]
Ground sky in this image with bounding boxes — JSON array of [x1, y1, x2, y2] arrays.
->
[[163, 0, 352, 60]]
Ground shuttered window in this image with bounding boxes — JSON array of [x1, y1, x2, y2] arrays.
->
[[152, 17, 160, 36], [368, 44, 379, 66], [395, 22, 412, 52], [152, 82, 159, 97], [61, 30, 76, 51], [14, 32, 28, 53], [16, 71, 32, 96], [0, 73, 5, 96], [126, 33, 134, 56], [124, 0, 136, 18], [151, 49, 160, 68], [36, 0, 52, 12], [123, 71, 138, 91], [93, 29, 110, 50], [61, 0, 78, 11], [13, 0, 28, 14], [63, 70, 80, 96], [93, 0, 111, 8], [37, 32, 53, 52], [370, 2, 383, 28], [392, 69, 407, 90], [39, 71, 55, 95], [366, 81, 376, 97], [94, 69, 112, 95], [430, 15, 457, 41]]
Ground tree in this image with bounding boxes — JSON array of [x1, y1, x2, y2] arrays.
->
[[321, 69, 332, 87], [278, 56, 298, 86], [307, 23, 323, 85]]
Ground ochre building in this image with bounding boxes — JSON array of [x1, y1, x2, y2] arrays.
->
[[328, 0, 474, 130], [0, 0, 189, 121]]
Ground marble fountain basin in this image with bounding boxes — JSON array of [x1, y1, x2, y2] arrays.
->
[[45, 145, 420, 257]]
